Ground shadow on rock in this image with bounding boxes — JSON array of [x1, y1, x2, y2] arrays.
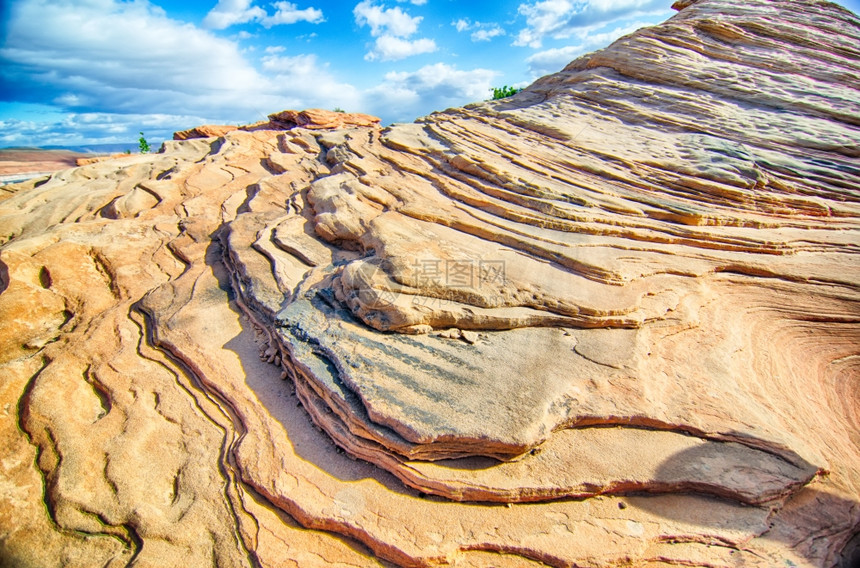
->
[[631, 442, 860, 567], [206, 238, 415, 496]]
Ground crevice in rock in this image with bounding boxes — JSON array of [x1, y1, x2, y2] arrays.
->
[[82, 365, 111, 420]]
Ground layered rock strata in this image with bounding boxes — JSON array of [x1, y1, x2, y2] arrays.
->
[[172, 109, 382, 141], [1, 0, 859, 567]]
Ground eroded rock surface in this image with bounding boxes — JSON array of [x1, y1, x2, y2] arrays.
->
[[1, 0, 858, 567], [172, 124, 240, 140]]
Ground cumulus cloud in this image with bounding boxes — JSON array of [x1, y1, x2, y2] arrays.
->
[[0, 118, 71, 147], [366, 36, 437, 61], [451, 18, 506, 42], [525, 21, 650, 75], [0, 0, 504, 146], [452, 18, 471, 32], [2, 0, 261, 112], [514, 0, 667, 47], [204, 0, 323, 29], [204, 0, 267, 29], [262, 2, 324, 27], [0, 112, 213, 147], [261, 52, 361, 110], [354, 0, 421, 36], [354, 0, 437, 61], [0, 0, 352, 145], [364, 63, 498, 122], [472, 26, 505, 42]]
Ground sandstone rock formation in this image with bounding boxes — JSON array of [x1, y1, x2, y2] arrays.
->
[[265, 108, 381, 131], [1, 0, 858, 567], [173, 124, 240, 140], [173, 110, 383, 141], [74, 153, 135, 167]]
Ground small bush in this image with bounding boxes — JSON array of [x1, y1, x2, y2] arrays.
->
[[333, 107, 346, 113], [490, 86, 521, 100], [138, 132, 150, 154]]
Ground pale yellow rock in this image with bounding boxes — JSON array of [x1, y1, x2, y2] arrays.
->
[[1, 1, 859, 567]]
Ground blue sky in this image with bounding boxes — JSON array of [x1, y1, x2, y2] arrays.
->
[[1, 0, 858, 148]]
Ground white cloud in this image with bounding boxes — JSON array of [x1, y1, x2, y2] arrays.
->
[[354, 1, 436, 61], [471, 26, 505, 42], [261, 52, 361, 109], [53, 93, 87, 107], [364, 63, 498, 121], [2, 0, 260, 106], [204, 0, 266, 29], [395, 0, 427, 4], [365, 36, 437, 61], [262, 2, 324, 27], [451, 18, 506, 42], [0, 0, 353, 136], [515, 0, 666, 47], [525, 45, 587, 74], [354, 0, 421, 37], [452, 18, 471, 32], [525, 21, 649, 74], [204, 0, 323, 29], [384, 63, 498, 100], [0, 112, 213, 147], [0, 0, 510, 147]]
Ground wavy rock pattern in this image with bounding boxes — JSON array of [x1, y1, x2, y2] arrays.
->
[[1, 0, 859, 567]]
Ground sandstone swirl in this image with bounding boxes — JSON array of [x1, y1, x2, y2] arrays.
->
[[1, 0, 859, 567]]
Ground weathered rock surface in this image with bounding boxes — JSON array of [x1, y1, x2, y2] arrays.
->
[[265, 108, 381, 131], [172, 110, 383, 141], [1, 0, 858, 567], [172, 124, 240, 140]]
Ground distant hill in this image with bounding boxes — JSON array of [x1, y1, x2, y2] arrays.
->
[[0, 144, 157, 185], [41, 143, 140, 154], [1, 142, 144, 154], [0, 147, 93, 159], [0, 147, 102, 184]]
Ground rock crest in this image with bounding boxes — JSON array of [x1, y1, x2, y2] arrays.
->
[[173, 109, 383, 141]]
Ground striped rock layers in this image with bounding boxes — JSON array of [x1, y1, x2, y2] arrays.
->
[[1, 0, 858, 566]]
